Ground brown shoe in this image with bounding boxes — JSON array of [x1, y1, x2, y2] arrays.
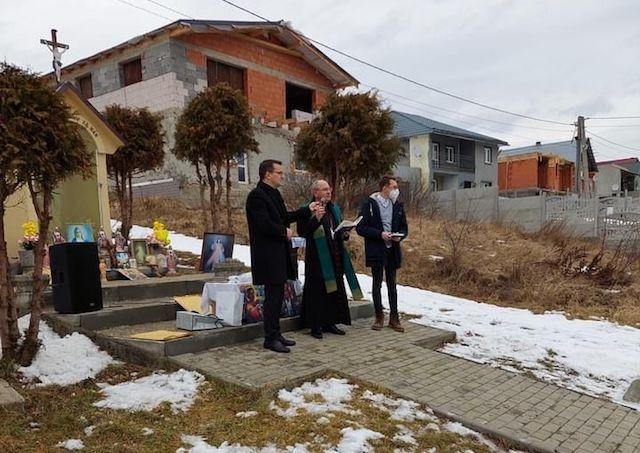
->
[[371, 313, 384, 331], [389, 314, 405, 333]]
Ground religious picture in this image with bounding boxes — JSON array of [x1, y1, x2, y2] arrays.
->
[[130, 239, 148, 267], [115, 251, 130, 268], [67, 223, 94, 243], [201, 232, 234, 272]]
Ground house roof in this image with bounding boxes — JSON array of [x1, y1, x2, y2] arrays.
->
[[58, 20, 358, 89], [55, 82, 126, 153], [390, 111, 508, 146], [597, 157, 640, 175], [501, 139, 598, 172]]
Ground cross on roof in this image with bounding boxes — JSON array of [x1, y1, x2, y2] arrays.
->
[[40, 29, 69, 84]]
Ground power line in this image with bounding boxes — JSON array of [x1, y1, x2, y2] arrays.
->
[[219, 0, 270, 21], [363, 83, 572, 133], [587, 115, 640, 120], [216, 0, 572, 127], [112, 0, 173, 21], [586, 129, 638, 152], [143, 0, 194, 19], [587, 124, 640, 128]]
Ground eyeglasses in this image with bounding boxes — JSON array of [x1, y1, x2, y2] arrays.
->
[[271, 171, 284, 175]]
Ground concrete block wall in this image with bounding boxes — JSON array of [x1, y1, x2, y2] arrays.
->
[[175, 33, 335, 122], [89, 73, 190, 112], [498, 195, 545, 232]]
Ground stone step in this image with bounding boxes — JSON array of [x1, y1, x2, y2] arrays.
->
[[0, 379, 25, 412], [43, 296, 380, 361]]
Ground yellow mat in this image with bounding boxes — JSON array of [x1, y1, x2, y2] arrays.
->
[[130, 330, 191, 341], [174, 294, 203, 314]]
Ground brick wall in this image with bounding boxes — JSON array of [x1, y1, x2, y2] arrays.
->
[[498, 158, 539, 190], [177, 33, 335, 121]]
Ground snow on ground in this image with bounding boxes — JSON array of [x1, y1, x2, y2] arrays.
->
[[17, 315, 115, 386], [55, 439, 85, 450], [93, 369, 205, 413], [15, 224, 640, 449], [113, 223, 640, 410], [178, 377, 506, 452]]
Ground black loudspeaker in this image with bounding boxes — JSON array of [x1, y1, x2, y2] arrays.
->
[[49, 242, 103, 314]]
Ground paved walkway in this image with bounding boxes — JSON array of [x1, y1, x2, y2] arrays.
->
[[172, 318, 640, 453]]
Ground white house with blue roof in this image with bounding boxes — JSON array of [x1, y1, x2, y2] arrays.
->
[[391, 111, 508, 191]]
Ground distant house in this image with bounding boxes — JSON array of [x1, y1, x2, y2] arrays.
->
[[390, 111, 508, 191], [56, 20, 358, 192], [498, 139, 598, 196], [595, 157, 640, 197]]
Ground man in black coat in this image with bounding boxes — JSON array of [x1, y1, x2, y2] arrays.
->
[[297, 180, 361, 339], [356, 175, 408, 332], [245, 159, 309, 353]]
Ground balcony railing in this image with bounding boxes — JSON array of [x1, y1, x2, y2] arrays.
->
[[432, 154, 475, 172]]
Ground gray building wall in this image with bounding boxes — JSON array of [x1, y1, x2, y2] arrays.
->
[[474, 143, 498, 187], [62, 36, 300, 196], [596, 165, 622, 197]]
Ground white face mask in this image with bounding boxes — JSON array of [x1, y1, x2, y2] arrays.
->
[[389, 188, 400, 203]]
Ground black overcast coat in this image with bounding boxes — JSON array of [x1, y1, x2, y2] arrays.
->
[[246, 181, 305, 285]]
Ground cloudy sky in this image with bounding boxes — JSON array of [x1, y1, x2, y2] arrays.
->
[[1, 0, 639, 160]]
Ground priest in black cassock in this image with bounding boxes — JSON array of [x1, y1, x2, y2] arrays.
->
[[297, 180, 363, 339]]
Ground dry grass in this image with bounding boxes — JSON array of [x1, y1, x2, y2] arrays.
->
[[118, 196, 640, 327], [1, 367, 496, 452]]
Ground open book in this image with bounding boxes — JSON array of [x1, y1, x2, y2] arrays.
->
[[335, 216, 363, 233]]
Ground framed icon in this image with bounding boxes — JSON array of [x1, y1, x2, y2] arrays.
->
[[201, 232, 234, 272]]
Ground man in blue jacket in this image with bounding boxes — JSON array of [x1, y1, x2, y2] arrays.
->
[[356, 175, 408, 332]]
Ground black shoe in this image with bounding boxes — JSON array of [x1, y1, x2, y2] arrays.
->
[[279, 335, 296, 347], [263, 340, 290, 353], [310, 330, 323, 339], [323, 325, 346, 335]]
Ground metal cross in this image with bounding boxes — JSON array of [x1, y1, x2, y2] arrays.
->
[[40, 29, 69, 83]]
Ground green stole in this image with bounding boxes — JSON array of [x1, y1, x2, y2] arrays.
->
[[306, 202, 363, 300]]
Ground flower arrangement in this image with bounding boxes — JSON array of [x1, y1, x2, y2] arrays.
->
[[147, 220, 171, 247], [19, 220, 39, 250]]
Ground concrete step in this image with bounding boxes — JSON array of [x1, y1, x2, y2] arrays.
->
[[44, 299, 379, 362], [0, 379, 25, 412]]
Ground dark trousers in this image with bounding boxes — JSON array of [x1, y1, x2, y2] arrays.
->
[[371, 249, 398, 316], [263, 283, 284, 343]]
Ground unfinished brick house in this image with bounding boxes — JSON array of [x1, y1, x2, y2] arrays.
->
[[498, 139, 598, 197], [56, 20, 358, 198]]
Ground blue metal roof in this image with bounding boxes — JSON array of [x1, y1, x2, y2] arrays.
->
[[391, 111, 508, 146], [501, 140, 577, 161]]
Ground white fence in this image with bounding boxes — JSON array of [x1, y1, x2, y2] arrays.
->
[[427, 188, 640, 240]]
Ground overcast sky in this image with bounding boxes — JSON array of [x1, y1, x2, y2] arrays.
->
[[1, 0, 639, 160]]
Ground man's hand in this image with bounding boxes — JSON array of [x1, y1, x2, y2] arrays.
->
[[286, 228, 293, 240], [313, 204, 326, 220], [381, 231, 392, 241]]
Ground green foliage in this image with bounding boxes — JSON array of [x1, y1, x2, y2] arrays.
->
[[0, 63, 91, 192], [0, 63, 91, 363], [173, 83, 258, 166], [103, 105, 165, 239], [295, 91, 402, 190], [173, 83, 259, 230], [103, 105, 165, 178]]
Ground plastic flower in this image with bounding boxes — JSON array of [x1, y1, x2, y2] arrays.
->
[[147, 220, 170, 246], [19, 220, 39, 250]]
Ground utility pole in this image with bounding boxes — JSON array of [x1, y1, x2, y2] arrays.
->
[[575, 115, 586, 196], [40, 29, 69, 84]]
